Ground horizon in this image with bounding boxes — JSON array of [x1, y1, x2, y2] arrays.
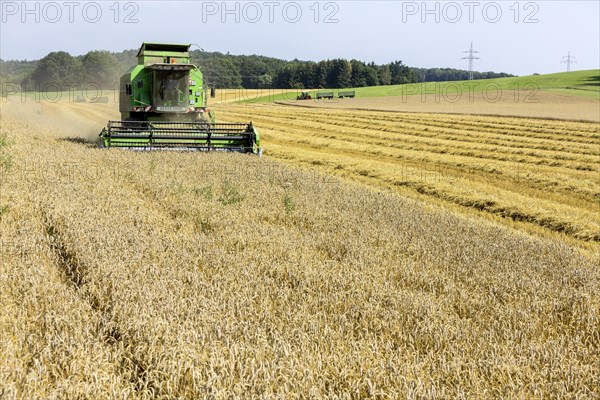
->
[[3, 45, 598, 78], [0, 45, 520, 76]]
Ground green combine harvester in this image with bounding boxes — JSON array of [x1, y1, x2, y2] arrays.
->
[[100, 43, 261, 154]]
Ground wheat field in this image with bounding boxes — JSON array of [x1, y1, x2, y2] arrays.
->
[[0, 97, 599, 398], [217, 103, 600, 249]]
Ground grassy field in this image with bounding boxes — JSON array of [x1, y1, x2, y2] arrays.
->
[[244, 70, 600, 103], [1, 90, 599, 397]]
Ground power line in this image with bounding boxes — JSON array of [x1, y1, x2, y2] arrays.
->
[[561, 51, 577, 72], [461, 42, 480, 80]]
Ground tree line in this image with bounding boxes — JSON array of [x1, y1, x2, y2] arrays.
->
[[1, 48, 513, 92], [412, 67, 513, 82], [190, 52, 418, 89], [2, 50, 134, 91]]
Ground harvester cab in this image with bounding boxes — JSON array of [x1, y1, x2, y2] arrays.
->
[[100, 43, 261, 154]]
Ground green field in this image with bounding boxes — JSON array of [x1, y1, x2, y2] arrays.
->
[[244, 70, 600, 103]]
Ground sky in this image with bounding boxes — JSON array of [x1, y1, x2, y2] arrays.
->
[[1, 0, 599, 76]]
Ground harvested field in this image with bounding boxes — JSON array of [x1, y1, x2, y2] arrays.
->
[[271, 90, 600, 122], [216, 103, 600, 249]]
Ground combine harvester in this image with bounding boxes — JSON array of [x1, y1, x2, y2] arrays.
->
[[100, 43, 261, 154]]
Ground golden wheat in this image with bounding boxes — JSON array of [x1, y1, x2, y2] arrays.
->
[[0, 113, 598, 398]]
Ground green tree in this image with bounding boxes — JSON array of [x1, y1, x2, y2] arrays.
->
[[273, 64, 298, 88], [315, 60, 332, 88], [29, 51, 81, 89], [257, 73, 273, 88], [239, 57, 271, 88], [81, 50, 120, 88], [389, 61, 416, 85], [378, 65, 392, 86], [328, 59, 351, 88], [298, 62, 317, 89], [198, 58, 242, 88], [365, 63, 380, 86], [350, 60, 367, 88]]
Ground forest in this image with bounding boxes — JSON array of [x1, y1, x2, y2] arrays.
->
[[1, 48, 513, 92]]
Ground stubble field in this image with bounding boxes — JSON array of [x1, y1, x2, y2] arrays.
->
[[217, 102, 600, 249], [269, 90, 600, 122]]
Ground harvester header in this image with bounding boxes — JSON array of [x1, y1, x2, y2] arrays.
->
[[100, 42, 261, 154]]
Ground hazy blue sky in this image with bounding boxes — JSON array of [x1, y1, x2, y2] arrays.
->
[[1, 0, 598, 75]]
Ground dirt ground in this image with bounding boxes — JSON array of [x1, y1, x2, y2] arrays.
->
[[276, 91, 600, 122]]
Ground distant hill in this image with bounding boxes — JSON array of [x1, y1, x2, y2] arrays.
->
[[244, 70, 600, 102], [342, 69, 600, 99]]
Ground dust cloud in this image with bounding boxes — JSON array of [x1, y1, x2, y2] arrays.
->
[[1, 94, 120, 143]]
